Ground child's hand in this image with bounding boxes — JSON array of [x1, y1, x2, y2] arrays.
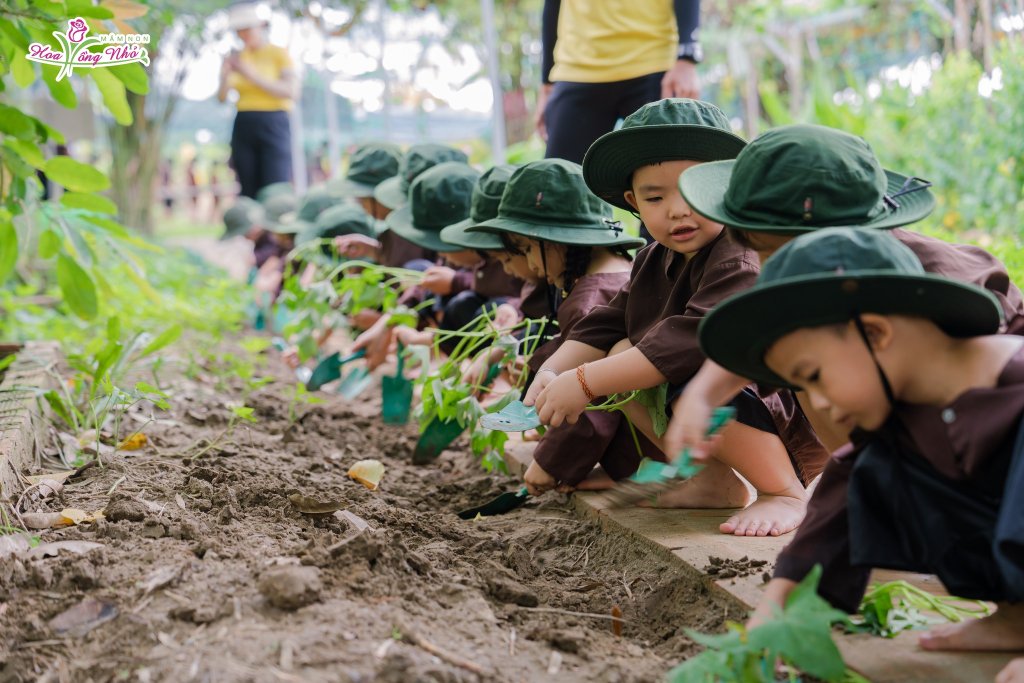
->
[[352, 319, 392, 371], [664, 385, 717, 463], [421, 266, 456, 295], [524, 460, 557, 496], [254, 256, 283, 294], [523, 368, 557, 406], [393, 325, 432, 347], [351, 308, 382, 330], [462, 354, 491, 392], [997, 658, 1024, 683], [335, 234, 381, 260], [534, 370, 589, 427], [282, 346, 300, 369], [492, 303, 520, 331]]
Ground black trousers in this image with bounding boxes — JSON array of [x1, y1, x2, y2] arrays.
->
[[230, 110, 293, 199], [544, 72, 664, 164]]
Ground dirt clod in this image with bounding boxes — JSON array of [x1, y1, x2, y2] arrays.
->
[[258, 565, 322, 610]]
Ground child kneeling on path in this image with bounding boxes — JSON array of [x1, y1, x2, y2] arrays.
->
[[666, 124, 1024, 464], [468, 159, 655, 493], [701, 228, 1024, 681], [525, 99, 827, 537]]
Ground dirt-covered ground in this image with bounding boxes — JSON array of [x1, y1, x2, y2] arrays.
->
[[0, 348, 740, 683]]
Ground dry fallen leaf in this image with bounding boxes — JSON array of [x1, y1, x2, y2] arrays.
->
[[334, 510, 373, 532], [118, 432, 148, 451], [25, 471, 74, 486], [288, 493, 345, 516], [174, 494, 187, 511], [28, 541, 104, 559], [48, 597, 118, 637], [137, 564, 182, 595], [21, 512, 69, 529], [60, 508, 90, 525], [347, 459, 385, 490]]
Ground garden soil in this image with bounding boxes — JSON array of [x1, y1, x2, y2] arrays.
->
[[0, 350, 739, 683]]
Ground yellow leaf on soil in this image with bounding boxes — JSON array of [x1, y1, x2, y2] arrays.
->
[[60, 508, 90, 525], [118, 432, 147, 450], [347, 459, 385, 490]]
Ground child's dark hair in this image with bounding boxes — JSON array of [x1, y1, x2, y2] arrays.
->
[[728, 227, 757, 250], [499, 233, 524, 255], [562, 245, 633, 294]]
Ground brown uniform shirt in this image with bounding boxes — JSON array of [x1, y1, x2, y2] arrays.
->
[[529, 271, 661, 484], [893, 229, 1024, 335], [380, 230, 433, 268], [774, 345, 1024, 611], [568, 232, 829, 482]]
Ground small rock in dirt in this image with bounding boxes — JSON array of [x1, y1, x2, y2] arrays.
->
[[530, 627, 587, 654], [486, 576, 538, 607], [258, 566, 322, 610], [104, 496, 147, 523], [139, 521, 166, 539]]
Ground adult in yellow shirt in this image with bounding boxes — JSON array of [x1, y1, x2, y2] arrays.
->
[[536, 0, 702, 164], [218, 3, 298, 199]]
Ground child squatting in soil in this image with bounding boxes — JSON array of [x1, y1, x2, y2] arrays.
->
[[466, 158, 662, 494], [664, 124, 1024, 466], [350, 162, 523, 369], [523, 99, 827, 538], [696, 227, 1024, 683]]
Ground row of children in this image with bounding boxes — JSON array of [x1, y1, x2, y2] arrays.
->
[[224, 98, 1024, 678]]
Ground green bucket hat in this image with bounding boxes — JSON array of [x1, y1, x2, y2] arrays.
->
[[327, 142, 402, 198], [679, 124, 936, 234], [298, 204, 375, 255], [296, 185, 338, 223], [263, 194, 304, 235], [255, 181, 294, 205], [385, 162, 479, 253], [373, 143, 469, 210], [469, 159, 646, 249], [221, 197, 265, 240], [583, 98, 747, 210], [698, 227, 1003, 388], [439, 164, 518, 251]]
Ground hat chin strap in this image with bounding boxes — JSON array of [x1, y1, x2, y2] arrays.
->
[[539, 239, 561, 312], [852, 314, 896, 406]]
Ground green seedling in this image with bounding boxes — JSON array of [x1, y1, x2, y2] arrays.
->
[[850, 580, 990, 638], [669, 565, 861, 683]]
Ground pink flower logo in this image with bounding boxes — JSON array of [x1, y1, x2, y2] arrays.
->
[[67, 18, 88, 43]]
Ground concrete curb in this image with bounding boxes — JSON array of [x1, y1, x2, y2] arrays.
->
[[0, 342, 62, 499]]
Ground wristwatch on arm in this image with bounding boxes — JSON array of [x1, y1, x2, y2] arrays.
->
[[677, 41, 703, 64]]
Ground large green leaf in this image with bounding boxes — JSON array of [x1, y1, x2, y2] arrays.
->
[[139, 324, 182, 357], [0, 103, 38, 140], [0, 219, 17, 284], [44, 157, 110, 193], [61, 191, 118, 215], [38, 228, 62, 259], [40, 65, 77, 108], [90, 68, 132, 125], [109, 62, 149, 95], [56, 253, 99, 319], [11, 47, 35, 87], [4, 138, 45, 169]]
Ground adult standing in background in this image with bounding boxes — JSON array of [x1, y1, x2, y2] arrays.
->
[[218, 3, 297, 199], [537, 0, 702, 164]]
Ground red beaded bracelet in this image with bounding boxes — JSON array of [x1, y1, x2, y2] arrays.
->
[[576, 364, 596, 401]]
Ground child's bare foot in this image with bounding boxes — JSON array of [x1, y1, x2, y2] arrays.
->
[[641, 460, 751, 510], [919, 602, 1024, 652], [719, 484, 807, 537], [575, 468, 615, 491], [997, 658, 1024, 683]]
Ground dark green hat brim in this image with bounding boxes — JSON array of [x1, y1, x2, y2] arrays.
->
[[327, 177, 377, 199], [220, 224, 249, 241], [268, 217, 312, 236], [680, 162, 936, 233], [440, 217, 503, 251], [385, 206, 459, 253], [698, 271, 1003, 388], [373, 176, 406, 210], [470, 216, 646, 249], [584, 125, 748, 210]]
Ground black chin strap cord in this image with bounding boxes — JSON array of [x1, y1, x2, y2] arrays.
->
[[852, 314, 897, 406]]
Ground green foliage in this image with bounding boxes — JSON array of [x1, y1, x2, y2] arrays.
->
[[850, 580, 990, 639], [668, 566, 857, 683]]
